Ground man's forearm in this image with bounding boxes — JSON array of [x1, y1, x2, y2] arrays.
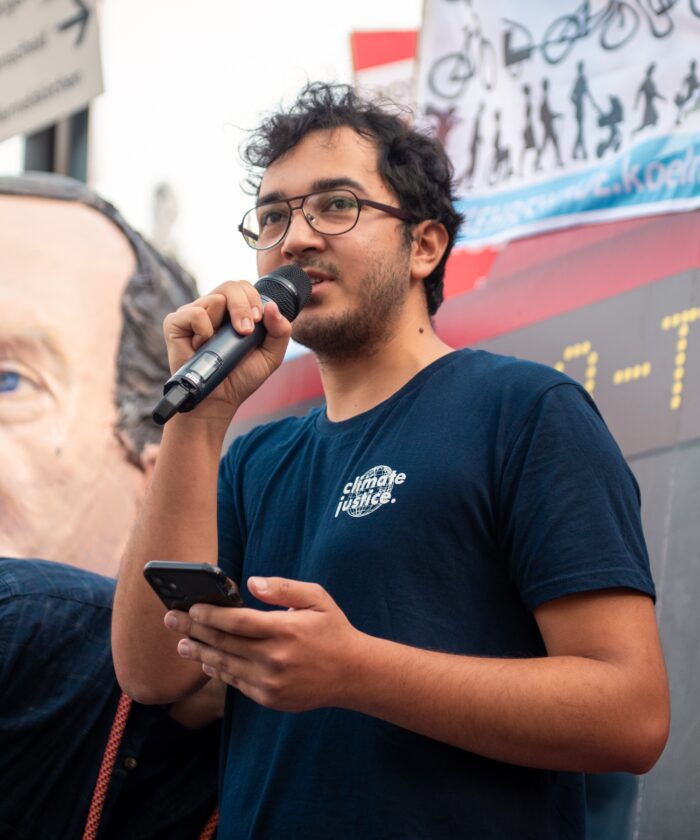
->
[[172, 581, 669, 773], [112, 413, 229, 703], [341, 632, 668, 774]]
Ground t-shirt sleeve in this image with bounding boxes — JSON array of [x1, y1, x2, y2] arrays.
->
[[498, 383, 655, 611]]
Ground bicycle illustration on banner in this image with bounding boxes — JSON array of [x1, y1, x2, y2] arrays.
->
[[417, 0, 700, 245]]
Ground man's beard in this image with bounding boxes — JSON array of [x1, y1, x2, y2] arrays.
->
[[292, 249, 411, 361]]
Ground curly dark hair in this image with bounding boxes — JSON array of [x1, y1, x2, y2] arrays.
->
[[241, 82, 463, 316]]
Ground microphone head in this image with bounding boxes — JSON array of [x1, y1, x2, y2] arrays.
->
[[256, 265, 312, 321]]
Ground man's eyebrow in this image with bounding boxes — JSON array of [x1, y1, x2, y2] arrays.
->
[[256, 177, 367, 206], [310, 177, 366, 193]]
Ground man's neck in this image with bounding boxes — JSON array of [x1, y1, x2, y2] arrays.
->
[[317, 315, 453, 423]]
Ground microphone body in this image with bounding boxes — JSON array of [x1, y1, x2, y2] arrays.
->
[[153, 266, 311, 425]]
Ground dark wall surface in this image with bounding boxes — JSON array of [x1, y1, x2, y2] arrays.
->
[[478, 266, 700, 839]]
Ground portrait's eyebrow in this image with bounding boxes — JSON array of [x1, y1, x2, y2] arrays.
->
[[256, 177, 367, 206], [0, 328, 69, 383]]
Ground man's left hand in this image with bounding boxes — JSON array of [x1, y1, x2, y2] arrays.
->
[[164, 577, 363, 712]]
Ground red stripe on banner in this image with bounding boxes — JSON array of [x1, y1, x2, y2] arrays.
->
[[350, 31, 418, 71], [435, 212, 700, 348], [443, 247, 499, 298]]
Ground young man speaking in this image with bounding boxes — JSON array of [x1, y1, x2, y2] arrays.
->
[[113, 83, 669, 838]]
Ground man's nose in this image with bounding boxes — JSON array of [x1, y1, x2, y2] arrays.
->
[[281, 206, 325, 258]]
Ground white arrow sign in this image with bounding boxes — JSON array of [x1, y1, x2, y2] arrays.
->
[[0, 0, 103, 143]]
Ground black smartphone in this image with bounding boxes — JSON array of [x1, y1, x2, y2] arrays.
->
[[143, 561, 244, 611]]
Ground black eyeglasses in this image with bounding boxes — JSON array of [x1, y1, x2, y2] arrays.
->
[[238, 188, 416, 250]]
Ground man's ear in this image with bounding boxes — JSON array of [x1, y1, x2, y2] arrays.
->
[[409, 220, 449, 283]]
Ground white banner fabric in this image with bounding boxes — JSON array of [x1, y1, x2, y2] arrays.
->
[[417, 0, 700, 246]]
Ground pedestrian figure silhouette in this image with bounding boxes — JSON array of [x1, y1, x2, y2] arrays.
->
[[596, 95, 624, 158], [633, 63, 665, 136], [425, 104, 461, 147], [571, 61, 600, 161], [674, 60, 700, 125], [535, 79, 564, 170], [489, 109, 513, 185], [462, 102, 485, 190], [519, 84, 538, 176]]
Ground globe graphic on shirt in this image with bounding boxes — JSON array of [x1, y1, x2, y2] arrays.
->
[[346, 464, 395, 517]]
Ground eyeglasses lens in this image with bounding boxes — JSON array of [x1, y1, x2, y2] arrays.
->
[[241, 189, 360, 249]]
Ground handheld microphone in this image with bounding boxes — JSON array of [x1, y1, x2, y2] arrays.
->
[[152, 265, 311, 425]]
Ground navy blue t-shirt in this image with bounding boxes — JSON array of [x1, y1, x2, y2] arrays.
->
[[216, 349, 655, 839]]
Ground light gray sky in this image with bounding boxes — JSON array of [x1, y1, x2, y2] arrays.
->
[[91, 0, 423, 292], [0, 1, 423, 291]]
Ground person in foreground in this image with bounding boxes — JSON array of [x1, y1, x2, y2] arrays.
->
[[0, 558, 221, 839], [112, 83, 670, 838]]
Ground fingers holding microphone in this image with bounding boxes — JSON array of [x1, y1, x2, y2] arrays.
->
[[163, 294, 221, 369], [154, 267, 311, 425], [165, 281, 261, 354]]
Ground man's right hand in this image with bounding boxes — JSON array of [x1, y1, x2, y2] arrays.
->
[[115, 278, 292, 703], [163, 279, 292, 420]]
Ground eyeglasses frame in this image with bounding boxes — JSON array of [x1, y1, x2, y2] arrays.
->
[[237, 188, 417, 250]]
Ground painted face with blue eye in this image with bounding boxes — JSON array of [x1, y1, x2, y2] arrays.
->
[[0, 368, 44, 397], [0, 330, 63, 422], [0, 194, 148, 575], [0, 372, 19, 393]]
